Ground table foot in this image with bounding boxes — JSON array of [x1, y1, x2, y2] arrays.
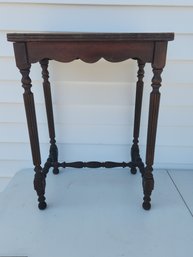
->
[[38, 201, 47, 210], [130, 166, 137, 175], [53, 167, 59, 175], [34, 167, 47, 210], [142, 169, 154, 210], [142, 201, 151, 210]]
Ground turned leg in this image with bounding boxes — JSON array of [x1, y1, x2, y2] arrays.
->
[[130, 60, 145, 174], [20, 66, 47, 210], [142, 67, 163, 210], [40, 59, 59, 175]]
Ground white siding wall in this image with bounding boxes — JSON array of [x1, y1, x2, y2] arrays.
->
[[0, 1, 193, 177]]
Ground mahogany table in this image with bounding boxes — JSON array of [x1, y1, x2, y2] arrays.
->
[[7, 32, 174, 210]]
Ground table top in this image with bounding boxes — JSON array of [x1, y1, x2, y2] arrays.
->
[[7, 32, 174, 42]]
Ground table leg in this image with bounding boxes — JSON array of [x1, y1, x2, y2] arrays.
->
[[19, 66, 47, 210], [130, 60, 145, 174], [40, 59, 59, 175], [142, 67, 163, 210]]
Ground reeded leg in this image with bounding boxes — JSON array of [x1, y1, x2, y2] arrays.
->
[[20, 66, 47, 210], [142, 67, 163, 210], [40, 59, 59, 175], [130, 60, 145, 175]]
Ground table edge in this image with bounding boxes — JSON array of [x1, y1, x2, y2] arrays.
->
[[7, 32, 175, 42]]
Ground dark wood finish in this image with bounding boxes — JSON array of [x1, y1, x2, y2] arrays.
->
[[40, 59, 59, 175], [26, 41, 154, 64], [13, 43, 47, 210], [7, 32, 174, 42], [130, 60, 145, 175], [58, 161, 132, 169], [7, 32, 174, 210]]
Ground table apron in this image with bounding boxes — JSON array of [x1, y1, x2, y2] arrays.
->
[[26, 41, 154, 64]]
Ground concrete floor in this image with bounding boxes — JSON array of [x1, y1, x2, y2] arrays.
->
[[0, 168, 193, 257]]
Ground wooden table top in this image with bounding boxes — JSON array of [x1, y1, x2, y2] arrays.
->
[[7, 32, 174, 42]]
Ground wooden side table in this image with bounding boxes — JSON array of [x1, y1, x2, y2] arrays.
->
[[7, 33, 174, 210]]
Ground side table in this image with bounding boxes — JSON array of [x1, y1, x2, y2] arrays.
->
[[7, 33, 174, 210]]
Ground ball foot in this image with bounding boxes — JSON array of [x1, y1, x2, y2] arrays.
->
[[142, 201, 151, 210], [38, 201, 47, 210], [53, 168, 59, 175], [130, 167, 137, 175]]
